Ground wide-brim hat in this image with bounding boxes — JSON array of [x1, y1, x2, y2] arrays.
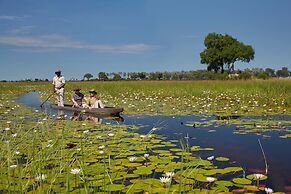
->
[[89, 89, 97, 94]]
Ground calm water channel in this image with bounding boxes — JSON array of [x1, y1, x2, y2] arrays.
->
[[17, 92, 291, 193]]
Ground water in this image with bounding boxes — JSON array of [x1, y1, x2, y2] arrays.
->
[[17, 92, 291, 192]]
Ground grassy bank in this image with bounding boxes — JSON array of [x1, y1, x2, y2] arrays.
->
[[16, 79, 291, 116]]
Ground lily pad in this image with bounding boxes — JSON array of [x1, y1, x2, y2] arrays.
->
[[232, 178, 252, 185]]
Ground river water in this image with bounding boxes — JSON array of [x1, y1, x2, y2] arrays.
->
[[17, 92, 291, 193]]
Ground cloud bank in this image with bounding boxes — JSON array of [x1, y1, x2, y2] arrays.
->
[[0, 34, 158, 53]]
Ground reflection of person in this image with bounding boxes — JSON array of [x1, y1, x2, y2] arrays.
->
[[71, 87, 84, 108], [85, 89, 104, 109], [52, 70, 65, 107]]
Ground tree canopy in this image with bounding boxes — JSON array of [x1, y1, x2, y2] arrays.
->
[[200, 33, 255, 73], [83, 73, 93, 80]]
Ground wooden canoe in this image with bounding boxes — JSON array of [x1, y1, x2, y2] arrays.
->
[[51, 104, 123, 116]]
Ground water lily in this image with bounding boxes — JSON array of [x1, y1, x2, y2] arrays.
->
[[160, 176, 171, 183], [99, 150, 105, 154], [129, 157, 137, 162], [253, 173, 265, 180], [35, 174, 47, 181], [144, 153, 149, 158], [83, 130, 89, 134], [12, 133, 17, 137], [207, 156, 215, 161], [98, 145, 105, 149], [15, 151, 20, 155], [7, 121, 11, 124], [152, 127, 157, 131], [206, 177, 216, 182], [5, 128, 10, 131], [10, 165, 17, 169], [265, 187, 273, 193], [70, 168, 81, 175], [165, 172, 175, 177], [140, 135, 146, 138], [108, 133, 114, 137]]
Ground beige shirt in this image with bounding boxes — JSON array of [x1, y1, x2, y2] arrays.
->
[[52, 75, 65, 89]]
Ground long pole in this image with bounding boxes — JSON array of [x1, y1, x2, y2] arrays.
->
[[40, 93, 54, 107]]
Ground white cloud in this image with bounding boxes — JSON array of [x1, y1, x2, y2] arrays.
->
[[9, 26, 34, 34], [0, 34, 158, 53], [0, 15, 29, 21]]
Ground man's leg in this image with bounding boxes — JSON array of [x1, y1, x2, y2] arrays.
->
[[59, 91, 64, 107]]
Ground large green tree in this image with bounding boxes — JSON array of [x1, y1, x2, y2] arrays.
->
[[83, 73, 93, 80], [200, 33, 255, 73]]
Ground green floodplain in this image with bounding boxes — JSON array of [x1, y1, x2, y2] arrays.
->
[[0, 79, 291, 193]]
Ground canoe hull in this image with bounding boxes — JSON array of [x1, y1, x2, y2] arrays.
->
[[51, 104, 123, 116]]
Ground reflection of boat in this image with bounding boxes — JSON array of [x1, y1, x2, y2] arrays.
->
[[51, 104, 123, 116]]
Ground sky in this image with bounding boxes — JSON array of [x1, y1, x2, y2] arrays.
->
[[0, 0, 291, 80]]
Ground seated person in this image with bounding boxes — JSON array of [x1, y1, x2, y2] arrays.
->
[[71, 87, 84, 108], [84, 89, 104, 109]]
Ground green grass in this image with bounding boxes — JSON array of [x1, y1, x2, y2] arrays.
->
[[20, 79, 291, 116]]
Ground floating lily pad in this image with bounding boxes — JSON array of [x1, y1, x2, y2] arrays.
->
[[215, 157, 230, 162], [232, 178, 252, 185], [246, 174, 268, 180]]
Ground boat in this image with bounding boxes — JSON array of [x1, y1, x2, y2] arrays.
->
[[50, 104, 123, 116]]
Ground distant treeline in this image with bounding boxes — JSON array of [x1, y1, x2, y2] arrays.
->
[[1, 67, 290, 82], [83, 67, 290, 81]]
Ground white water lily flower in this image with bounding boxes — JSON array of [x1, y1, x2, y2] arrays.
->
[[35, 110, 39, 112], [144, 153, 149, 158], [265, 187, 273, 193], [99, 150, 105, 154], [129, 157, 137, 162], [82, 123, 86, 126], [5, 128, 10, 131], [7, 121, 12, 124], [98, 145, 105, 149], [42, 118, 47, 121], [165, 172, 175, 177], [83, 130, 89, 134], [152, 127, 157, 131], [70, 168, 81, 175], [140, 135, 146, 138], [12, 133, 17, 137], [35, 174, 47, 180], [108, 133, 114, 137], [47, 144, 53, 148], [160, 176, 171, 183], [15, 151, 20, 155], [76, 148, 81, 151], [96, 136, 102, 139], [10, 165, 17, 169], [206, 177, 216, 182], [207, 156, 215, 161], [253, 173, 265, 180]]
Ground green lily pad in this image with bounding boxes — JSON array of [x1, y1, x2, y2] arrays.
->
[[246, 174, 268, 180], [215, 157, 230, 162], [232, 178, 252, 185]]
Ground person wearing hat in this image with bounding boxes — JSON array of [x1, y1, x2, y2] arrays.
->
[[71, 87, 84, 108], [52, 70, 65, 107], [84, 89, 104, 109]]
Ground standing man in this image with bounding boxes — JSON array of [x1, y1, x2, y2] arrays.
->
[[52, 70, 65, 107]]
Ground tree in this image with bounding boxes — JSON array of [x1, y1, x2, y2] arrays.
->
[[98, 72, 108, 80], [276, 67, 290, 77], [112, 73, 122, 81], [200, 33, 255, 73], [265, 68, 275, 77], [83, 73, 93, 80]]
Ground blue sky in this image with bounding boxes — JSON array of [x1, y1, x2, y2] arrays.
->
[[0, 0, 291, 80]]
